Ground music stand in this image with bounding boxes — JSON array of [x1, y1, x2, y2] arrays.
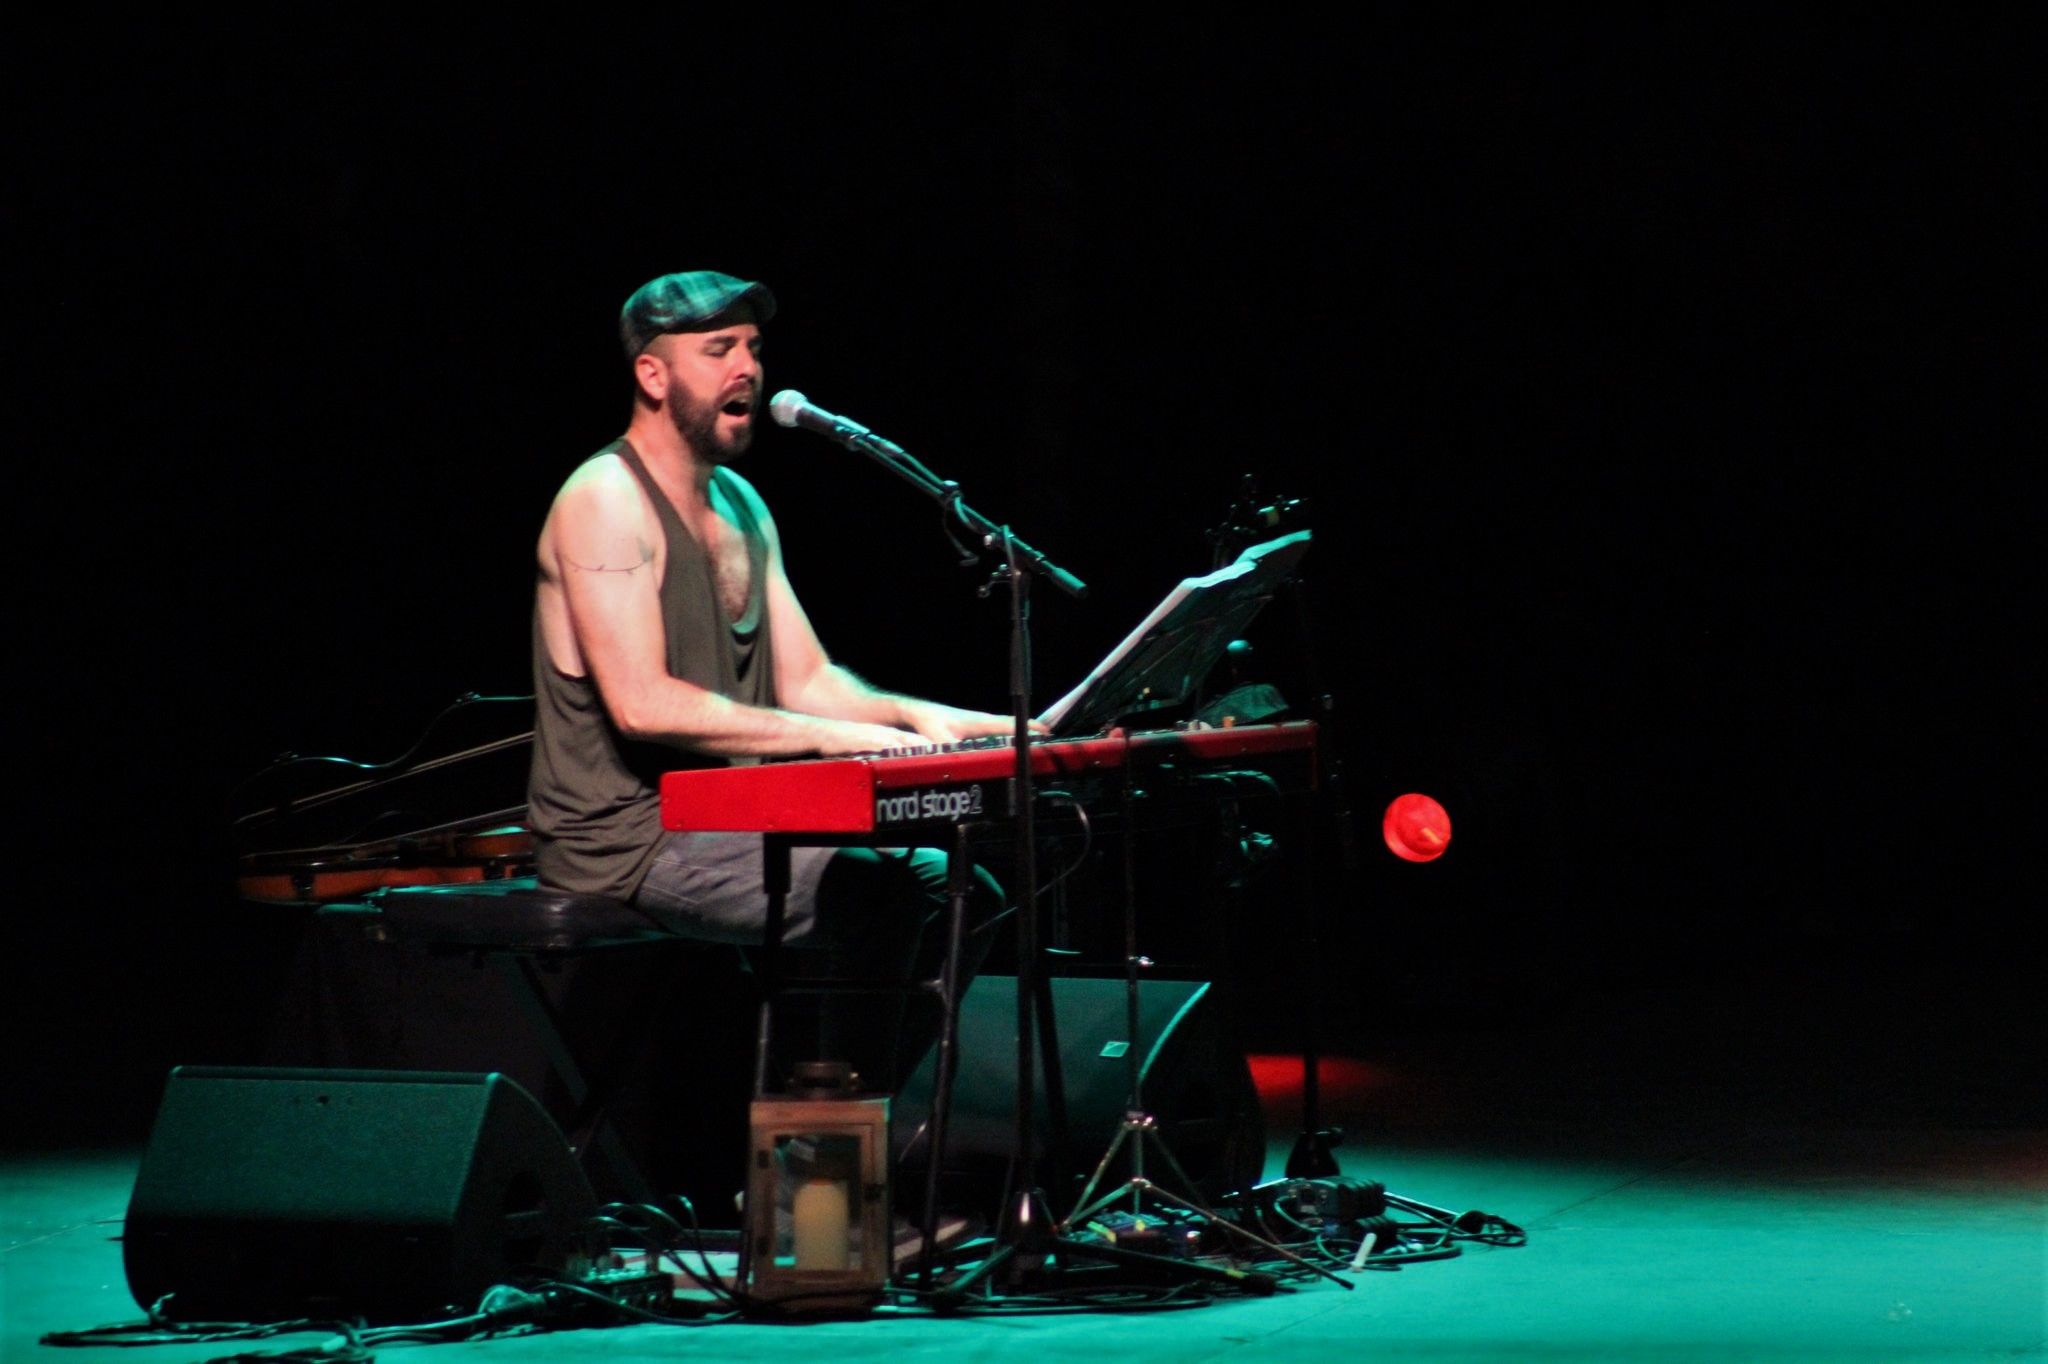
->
[[1039, 530, 1312, 736], [1055, 529, 1340, 1282], [938, 531, 1345, 1301]]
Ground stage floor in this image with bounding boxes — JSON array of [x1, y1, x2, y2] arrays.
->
[[7, 940, 2043, 1362], [7, 1122, 2042, 1361]]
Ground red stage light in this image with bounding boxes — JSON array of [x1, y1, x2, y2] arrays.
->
[[1383, 793, 1451, 863], [1244, 1054, 1388, 1106]]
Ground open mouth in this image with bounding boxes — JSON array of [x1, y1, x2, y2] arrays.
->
[[720, 390, 756, 419]]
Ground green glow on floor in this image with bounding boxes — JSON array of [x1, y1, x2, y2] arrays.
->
[[6, 1130, 2040, 1362]]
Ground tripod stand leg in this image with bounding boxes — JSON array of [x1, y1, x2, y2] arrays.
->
[[1131, 1177, 1352, 1290], [929, 1239, 1016, 1311], [932, 1186, 1055, 1308], [1062, 1120, 1356, 1291], [1060, 1118, 1141, 1230]]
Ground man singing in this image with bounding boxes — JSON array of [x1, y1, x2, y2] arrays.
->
[[526, 269, 1009, 1088]]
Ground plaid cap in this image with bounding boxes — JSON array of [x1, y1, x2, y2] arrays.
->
[[619, 271, 777, 359]]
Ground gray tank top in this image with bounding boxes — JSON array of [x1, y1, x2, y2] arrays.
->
[[526, 439, 775, 897]]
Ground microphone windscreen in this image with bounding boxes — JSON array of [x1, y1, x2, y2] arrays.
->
[[768, 390, 808, 428]]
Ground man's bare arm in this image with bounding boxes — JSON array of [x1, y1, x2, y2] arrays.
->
[[736, 475, 1023, 745], [551, 464, 909, 757]]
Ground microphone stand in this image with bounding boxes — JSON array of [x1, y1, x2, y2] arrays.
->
[[792, 410, 1315, 1302], [804, 417, 1090, 1293]]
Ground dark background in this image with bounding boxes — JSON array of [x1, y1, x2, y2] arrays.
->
[[8, 12, 2034, 1142]]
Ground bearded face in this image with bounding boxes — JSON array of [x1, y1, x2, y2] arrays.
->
[[638, 323, 762, 465], [668, 379, 755, 464]]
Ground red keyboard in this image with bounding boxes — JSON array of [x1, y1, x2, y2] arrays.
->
[[659, 721, 1318, 834]]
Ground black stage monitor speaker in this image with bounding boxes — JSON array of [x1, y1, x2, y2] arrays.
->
[[124, 1067, 599, 1324], [894, 976, 1265, 1214]]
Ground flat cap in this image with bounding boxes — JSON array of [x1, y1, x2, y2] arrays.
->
[[620, 271, 777, 359]]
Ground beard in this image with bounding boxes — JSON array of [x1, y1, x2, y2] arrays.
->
[[670, 385, 754, 465]]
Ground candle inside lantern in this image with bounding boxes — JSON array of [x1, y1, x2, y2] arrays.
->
[[792, 1174, 851, 1270]]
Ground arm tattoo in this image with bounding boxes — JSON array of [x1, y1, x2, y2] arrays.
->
[[564, 537, 656, 575]]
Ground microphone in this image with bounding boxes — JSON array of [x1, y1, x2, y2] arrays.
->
[[768, 390, 873, 441]]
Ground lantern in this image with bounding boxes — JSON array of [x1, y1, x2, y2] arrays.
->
[[743, 1063, 891, 1313]]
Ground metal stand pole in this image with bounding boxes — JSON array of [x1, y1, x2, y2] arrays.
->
[[914, 822, 977, 1289]]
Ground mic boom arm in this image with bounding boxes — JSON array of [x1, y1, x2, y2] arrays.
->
[[769, 390, 1087, 599]]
